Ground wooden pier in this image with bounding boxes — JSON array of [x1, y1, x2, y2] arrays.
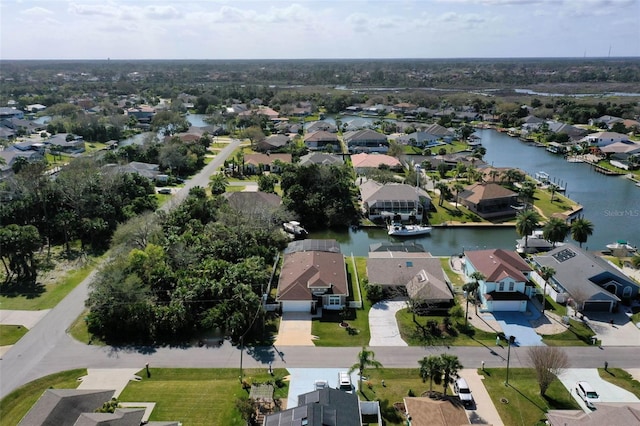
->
[[588, 162, 625, 176]]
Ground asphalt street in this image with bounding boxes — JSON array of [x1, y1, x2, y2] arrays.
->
[[1, 137, 639, 400]]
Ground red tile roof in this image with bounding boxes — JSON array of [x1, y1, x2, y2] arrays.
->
[[465, 249, 531, 282], [277, 251, 348, 302]]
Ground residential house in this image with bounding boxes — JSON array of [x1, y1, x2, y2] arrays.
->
[[0, 126, 15, 140], [298, 152, 344, 167], [546, 402, 640, 426], [238, 106, 279, 120], [464, 249, 533, 312], [225, 103, 248, 115], [392, 102, 417, 113], [18, 389, 179, 426], [103, 161, 164, 182], [403, 397, 472, 426], [256, 134, 290, 152], [47, 133, 86, 153], [1, 117, 45, 135], [458, 182, 520, 219], [306, 121, 337, 133], [531, 244, 638, 312], [125, 105, 155, 123], [359, 179, 431, 221], [0, 148, 45, 180], [0, 107, 24, 119], [521, 115, 545, 133], [243, 153, 292, 174], [423, 123, 455, 142], [588, 115, 623, 128], [580, 131, 630, 147], [342, 118, 373, 132], [599, 141, 640, 169], [363, 103, 390, 115], [264, 388, 364, 426], [25, 103, 47, 113], [303, 131, 340, 151], [367, 250, 454, 309], [395, 131, 446, 148], [547, 121, 588, 140], [351, 153, 402, 173], [273, 120, 301, 135], [276, 240, 348, 312]]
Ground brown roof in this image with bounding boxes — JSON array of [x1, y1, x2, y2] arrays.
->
[[304, 131, 339, 142], [547, 402, 640, 426], [367, 253, 446, 289], [244, 153, 292, 166], [351, 153, 401, 169], [459, 183, 517, 204], [403, 397, 471, 426], [277, 251, 348, 302], [465, 249, 531, 282]]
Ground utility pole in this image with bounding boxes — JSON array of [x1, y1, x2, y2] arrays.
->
[[505, 335, 516, 386], [239, 335, 244, 383]]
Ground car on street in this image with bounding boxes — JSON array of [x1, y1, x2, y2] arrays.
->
[[576, 381, 600, 409]]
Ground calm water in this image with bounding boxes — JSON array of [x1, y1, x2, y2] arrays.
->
[[311, 129, 639, 255]]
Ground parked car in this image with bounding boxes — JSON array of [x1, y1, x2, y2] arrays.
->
[[314, 380, 328, 391], [454, 377, 474, 408], [338, 371, 352, 393], [576, 381, 600, 409], [157, 188, 172, 194]]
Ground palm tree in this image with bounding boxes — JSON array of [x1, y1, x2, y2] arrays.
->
[[489, 169, 499, 182], [209, 173, 228, 195], [349, 346, 383, 393], [548, 183, 559, 203], [542, 217, 570, 247], [468, 271, 486, 315], [418, 355, 443, 393], [516, 210, 541, 253], [440, 354, 463, 395], [571, 217, 594, 248], [435, 182, 449, 206], [453, 182, 465, 208], [538, 266, 556, 314]]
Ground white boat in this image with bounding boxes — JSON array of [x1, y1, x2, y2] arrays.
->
[[388, 223, 432, 237], [283, 221, 308, 238], [606, 240, 636, 252]]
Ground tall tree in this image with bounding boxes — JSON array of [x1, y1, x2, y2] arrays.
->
[[418, 355, 443, 393], [464, 271, 486, 319], [209, 173, 229, 195], [515, 210, 541, 252], [527, 346, 569, 396], [440, 354, 463, 396], [570, 217, 594, 248], [348, 346, 383, 393], [542, 217, 570, 247], [435, 182, 450, 207], [453, 182, 465, 208], [538, 266, 556, 314]]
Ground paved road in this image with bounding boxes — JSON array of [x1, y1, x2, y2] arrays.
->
[[2, 137, 640, 399], [0, 139, 241, 399]]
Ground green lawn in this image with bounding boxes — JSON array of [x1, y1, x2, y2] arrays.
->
[[312, 256, 371, 346], [0, 324, 29, 346], [542, 319, 595, 346], [0, 253, 105, 310], [0, 369, 86, 426], [532, 189, 578, 218], [395, 308, 498, 347], [428, 197, 487, 225], [118, 368, 289, 426], [598, 368, 640, 399], [440, 257, 465, 287], [482, 368, 580, 426]]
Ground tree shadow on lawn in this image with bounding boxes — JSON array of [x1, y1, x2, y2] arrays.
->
[[507, 384, 547, 412], [0, 279, 46, 299]]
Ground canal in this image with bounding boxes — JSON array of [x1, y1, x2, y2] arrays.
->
[[310, 129, 639, 256]]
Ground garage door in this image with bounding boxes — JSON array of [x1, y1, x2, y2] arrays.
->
[[282, 301, 312, 312], [583, 301, 612, 312], [492, 300, 523, 311]]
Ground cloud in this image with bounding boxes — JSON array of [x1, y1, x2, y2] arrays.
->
[[20, 6, 54, 16], [145, 5, 181, 20], [69, 3, 120, 17]]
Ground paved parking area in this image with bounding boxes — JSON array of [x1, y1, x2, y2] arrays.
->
[[0, 309, 50, 328], [492, 308, 544, 347], [558, 368, 640, 412], [273, 312, 316, 346], [77, 368, 143, 398], [368, 301, 408, 347], [458, 369, 504, 425]]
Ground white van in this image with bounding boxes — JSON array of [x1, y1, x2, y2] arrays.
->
[[338, 371, 352, 392], [453, 377, 473, 407], [576, 381, 600, 409]]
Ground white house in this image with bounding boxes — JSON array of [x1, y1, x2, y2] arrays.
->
[[464, 249, 533, 312], [580, 131, 629, 147]]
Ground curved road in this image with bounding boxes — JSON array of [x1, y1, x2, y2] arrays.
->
[[1, 138, 638, 399]]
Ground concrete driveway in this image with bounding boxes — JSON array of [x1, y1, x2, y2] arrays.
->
[[492, 305, 544, 347], [273, 312, 316, 346], [558, 368, 640, 412], [368, 301, 408, 347], [458, 369, 503, 425], [583, 311, 640, 347]]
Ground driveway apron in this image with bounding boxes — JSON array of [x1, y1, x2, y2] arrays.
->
[[368, 301, 408, 347], [492, 304, 544, 346], [558, 368, 640, 412], [274, 312, 315, 346]]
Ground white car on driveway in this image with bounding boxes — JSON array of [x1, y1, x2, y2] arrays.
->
[[575, 381, 600, 409]]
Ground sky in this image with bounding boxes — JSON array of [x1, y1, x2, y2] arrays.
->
[[1, 0, 639, 60]]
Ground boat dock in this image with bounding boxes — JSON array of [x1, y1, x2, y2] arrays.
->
[[587, 162, 625, 176]]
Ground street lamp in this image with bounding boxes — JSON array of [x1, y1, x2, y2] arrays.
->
[[505, 335, 516, 386]]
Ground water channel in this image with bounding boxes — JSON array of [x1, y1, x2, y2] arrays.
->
[[311, 129, 640, 256]]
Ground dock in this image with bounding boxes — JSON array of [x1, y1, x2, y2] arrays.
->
[[588, 162, 625, 176]]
